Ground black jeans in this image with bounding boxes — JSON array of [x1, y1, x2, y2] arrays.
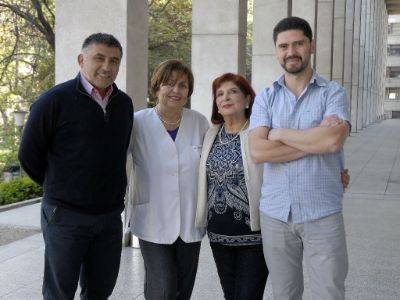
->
[[210, 243, 268, 300], [41, 201, 123, 300], [139, 237, 201, 300]]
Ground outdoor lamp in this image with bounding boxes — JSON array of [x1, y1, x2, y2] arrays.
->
[[13, 110, 27, 128], [13, 109, 27, 177]]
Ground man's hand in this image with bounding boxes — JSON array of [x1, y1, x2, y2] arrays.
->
[[268, 115, 344, 143], [319, 115, 343, 127], [267, 128, 280, 141]]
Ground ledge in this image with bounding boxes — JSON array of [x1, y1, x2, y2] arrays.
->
[[0, 197, 42, 212]]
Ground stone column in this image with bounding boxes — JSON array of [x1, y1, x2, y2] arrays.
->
[[351, 0, 361, 131], [191, 0, 247, 119], [343, 0, 355, 131], [315, 0, 334, 80], [376, 0, 384, 121], [357, 0, 366, 130], [292, 0, 316, 32], [368, 0, 375, 125], [380, 3, 388, 120], [332, 0, 346, 85], [251, 0, 290, 92], [362, 0, 371, 127], [126, 1, 148, 111], [379, 0, 385, 119], [292, 0, 316, 68], [368, 0, 377, 125], [55, 0, 148, 110]]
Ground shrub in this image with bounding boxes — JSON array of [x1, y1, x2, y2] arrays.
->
[[0, 149, 18, 176], [0, 176, 42, 205]]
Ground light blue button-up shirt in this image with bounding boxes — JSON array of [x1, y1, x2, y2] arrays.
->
[[250, 72, 350, 224]]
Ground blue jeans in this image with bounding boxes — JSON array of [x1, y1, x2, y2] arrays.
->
[[41, 201, 123, 300], [210, 243, 268, 300], [139, 237, 201, 300]]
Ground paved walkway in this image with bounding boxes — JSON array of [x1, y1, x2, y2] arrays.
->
[[1, 119, 400, 299]]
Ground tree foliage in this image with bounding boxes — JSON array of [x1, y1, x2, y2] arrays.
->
[[246, 0, 254, 81], [148, 0, 254, 82], [0, 0, 54, 151], [148, 0, 192, 76]]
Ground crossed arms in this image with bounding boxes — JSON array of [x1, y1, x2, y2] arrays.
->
[[249, 115, 350, 164]]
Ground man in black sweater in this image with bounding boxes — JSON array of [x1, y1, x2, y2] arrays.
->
[[18, 33, 134, 300]]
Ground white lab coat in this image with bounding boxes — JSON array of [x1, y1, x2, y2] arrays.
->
[[128, 108, 209, 244]]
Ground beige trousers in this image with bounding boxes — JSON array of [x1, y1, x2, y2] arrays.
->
[[260, 212, 348, 300]]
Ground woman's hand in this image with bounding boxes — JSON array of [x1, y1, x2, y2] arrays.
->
[[340, 168, 350, 192]]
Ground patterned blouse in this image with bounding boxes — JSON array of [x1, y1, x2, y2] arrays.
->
[[206, 126, 262, 246]]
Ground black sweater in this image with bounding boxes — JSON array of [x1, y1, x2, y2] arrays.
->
[[18, 75, 134, 214]]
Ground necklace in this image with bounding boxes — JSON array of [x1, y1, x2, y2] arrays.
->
[[218, 119, 248, 145], [154, 106, 182, 125]]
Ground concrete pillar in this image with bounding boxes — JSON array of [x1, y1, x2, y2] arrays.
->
[[367, 0, 378, 126], [380, 3, 388, 120], [378, 2, 382, 120], [357, 0, 366, 130], [378, 0, 384, 120], [381, 1, 387, 121], [377, 0, 384, 120], [377, 2, 382, 120], [126, 1, 148, 111], [55, 0, 148, 110], [376, 0, 382, 121], [292, 0, 316, 34], [351, 0, 361, 131], [369, 0, 377, 124], [343, 0, 355, 130], [370, 0, 386, 122], [292, 0, 316, 68], [368, 0, 375, 125], [332, 0, 346, 85], [315, 0, 334, 80], [191, 0, 247, 119], [375, 0, 380, 121], [251, 0, 289, 92], [362, 0, 371, 127]]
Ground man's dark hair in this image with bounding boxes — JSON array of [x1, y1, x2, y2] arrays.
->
[[82, 33, 123, 57], [273, 16, 313, 44]]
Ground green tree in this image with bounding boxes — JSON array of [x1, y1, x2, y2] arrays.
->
[[246, 0, 253, 81], [0, 0, 54, 152], [148, 0, 192, 102], [148, 0, 254, 89]]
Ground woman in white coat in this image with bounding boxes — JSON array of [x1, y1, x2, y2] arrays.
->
[[129, 60, 209, 300]]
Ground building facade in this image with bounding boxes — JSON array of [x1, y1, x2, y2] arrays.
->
[[386, 15, 400, 118], [55, 0, 400, 132]]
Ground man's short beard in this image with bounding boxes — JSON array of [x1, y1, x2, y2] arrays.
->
[[282, 65, 306, 74], [282, 61, 307, 74], [281, 56, 310, 74]]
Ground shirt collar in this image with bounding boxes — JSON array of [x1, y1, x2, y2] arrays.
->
[[273, 70, 327, 90], [79, 71, 113, 98]]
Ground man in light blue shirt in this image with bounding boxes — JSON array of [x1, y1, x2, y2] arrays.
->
[[249, 17, 350, 300]]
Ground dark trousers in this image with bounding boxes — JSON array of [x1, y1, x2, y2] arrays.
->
[[139, 237, 201, 300], [210, 243, 269, 300], [41, 201, 123, 300]]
